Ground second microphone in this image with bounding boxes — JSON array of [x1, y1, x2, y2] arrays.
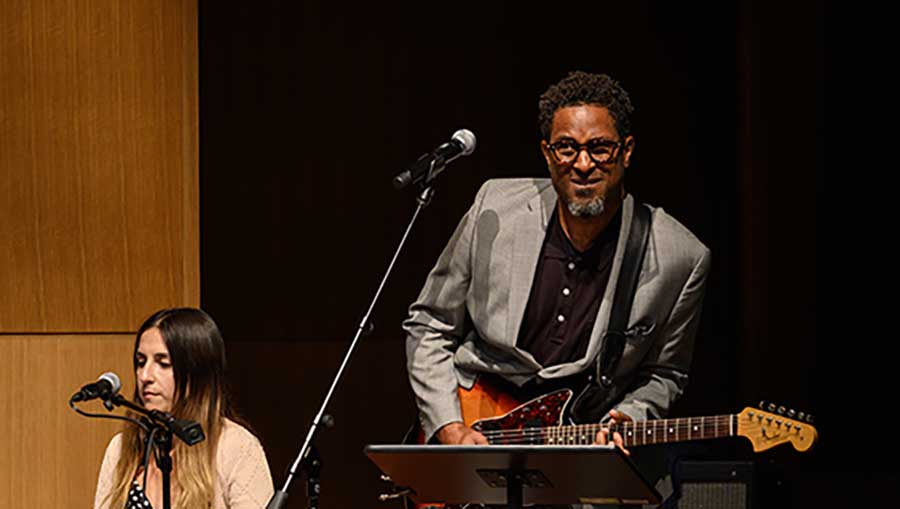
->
[[393, 129, 477, 190]]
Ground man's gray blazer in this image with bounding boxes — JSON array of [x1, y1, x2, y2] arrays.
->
[[404, 178, 711, 441]]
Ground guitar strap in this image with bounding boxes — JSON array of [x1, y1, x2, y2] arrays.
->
[[570, 199, 651, 423]]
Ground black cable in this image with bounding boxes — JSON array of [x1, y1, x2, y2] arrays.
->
[[70, 399, 159, 502], [69, 400, 150, 433], [142, 426, 160, 495]]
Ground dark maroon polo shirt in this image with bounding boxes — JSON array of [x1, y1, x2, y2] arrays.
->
[[516, 206, 621, 367]]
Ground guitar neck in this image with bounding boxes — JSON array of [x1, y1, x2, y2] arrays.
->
[[486, 414, 738, 447]]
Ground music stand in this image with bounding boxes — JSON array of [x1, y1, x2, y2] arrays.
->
[[365, 444, 661, 508]]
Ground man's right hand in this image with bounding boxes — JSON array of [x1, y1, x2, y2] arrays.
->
[[435, 422, 489, 445]]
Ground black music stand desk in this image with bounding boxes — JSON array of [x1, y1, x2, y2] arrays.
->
[[365, 444, 660, 508]]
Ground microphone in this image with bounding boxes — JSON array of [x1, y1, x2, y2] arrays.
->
[[393, 129, 477, 189], [148, 411, 207, 446], [70, 372, 121, 403]]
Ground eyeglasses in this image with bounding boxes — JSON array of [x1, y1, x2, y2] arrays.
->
[[546, 138, 623, 165]]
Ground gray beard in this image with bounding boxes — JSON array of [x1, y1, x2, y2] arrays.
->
[[567, 196, 606, 218]]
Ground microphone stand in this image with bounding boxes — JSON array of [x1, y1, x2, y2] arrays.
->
[[105, 394, 206, 509], [267, 179, 439, 509]]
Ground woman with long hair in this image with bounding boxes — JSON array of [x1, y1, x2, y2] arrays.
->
[[94, 307, 273, 509]]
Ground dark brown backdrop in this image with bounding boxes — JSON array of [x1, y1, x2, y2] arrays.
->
[[198, 2, 845, 508]]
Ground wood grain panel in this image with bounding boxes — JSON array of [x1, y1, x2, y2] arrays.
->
[[0, 334, 136, 508], [0, 0, 199, 333]]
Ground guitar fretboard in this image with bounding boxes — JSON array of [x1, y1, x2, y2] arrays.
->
[[485, 414, 737, 446]]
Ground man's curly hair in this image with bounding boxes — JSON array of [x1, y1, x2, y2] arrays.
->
[[538, 71, 634, 140]]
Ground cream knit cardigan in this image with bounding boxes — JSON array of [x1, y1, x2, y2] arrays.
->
[[94, 419, 274, 509]]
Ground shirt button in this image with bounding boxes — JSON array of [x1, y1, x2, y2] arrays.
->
[[557, 314, 566, 323], [562, 287, 571, 296], [567, 262, 576, 271]]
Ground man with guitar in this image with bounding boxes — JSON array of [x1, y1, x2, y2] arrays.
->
[[404, 71, 711, 473]]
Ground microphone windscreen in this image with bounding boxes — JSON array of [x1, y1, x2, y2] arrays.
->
[[100, 372, 122, 394], [451, 129, 477, 155]]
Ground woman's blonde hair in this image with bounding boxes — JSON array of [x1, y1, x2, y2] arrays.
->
[[104, 308, 243, 508]]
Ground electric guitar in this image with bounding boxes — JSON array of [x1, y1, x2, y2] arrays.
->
[[456, 377, 817, 452], [392, 378, 817, 507]]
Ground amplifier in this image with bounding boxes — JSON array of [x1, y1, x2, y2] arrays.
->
[[674, 460, 754, 509]]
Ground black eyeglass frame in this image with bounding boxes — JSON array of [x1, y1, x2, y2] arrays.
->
[[545, 138, 625, 165]]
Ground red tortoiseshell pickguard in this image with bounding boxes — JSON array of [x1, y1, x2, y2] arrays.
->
[[468, 389, 572, 444]]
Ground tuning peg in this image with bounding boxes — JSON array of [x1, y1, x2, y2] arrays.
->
[[759, 400, 767, 409], [380, 474, 393, 483], [787, 409, 796, 418], [767, 402, 777, 412], [805, 414, 815, 424], [797, 411, 806, 421], [777, 405, 786, 415]]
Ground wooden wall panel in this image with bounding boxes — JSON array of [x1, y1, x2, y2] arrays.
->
[[0, 335, 136, 508], [0, 1, 198, 508], [0, 0, 198, 333]]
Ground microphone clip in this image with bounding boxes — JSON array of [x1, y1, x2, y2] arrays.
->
[[395, 152, 444, 190], [392, 129, 476, 190], [148, 409, 206, 446]]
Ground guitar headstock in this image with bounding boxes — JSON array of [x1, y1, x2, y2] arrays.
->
[[736, 401, 818, 453]]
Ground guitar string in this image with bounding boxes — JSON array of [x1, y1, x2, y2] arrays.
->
[[478, 423, 735, 445], [480, 424, 736, 444], [474, 414, 809, 446], [482, 424, 727, 438], [477, 426, 735, 443], [476, 415, 736, 442], [476, 415, 735, 436]]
